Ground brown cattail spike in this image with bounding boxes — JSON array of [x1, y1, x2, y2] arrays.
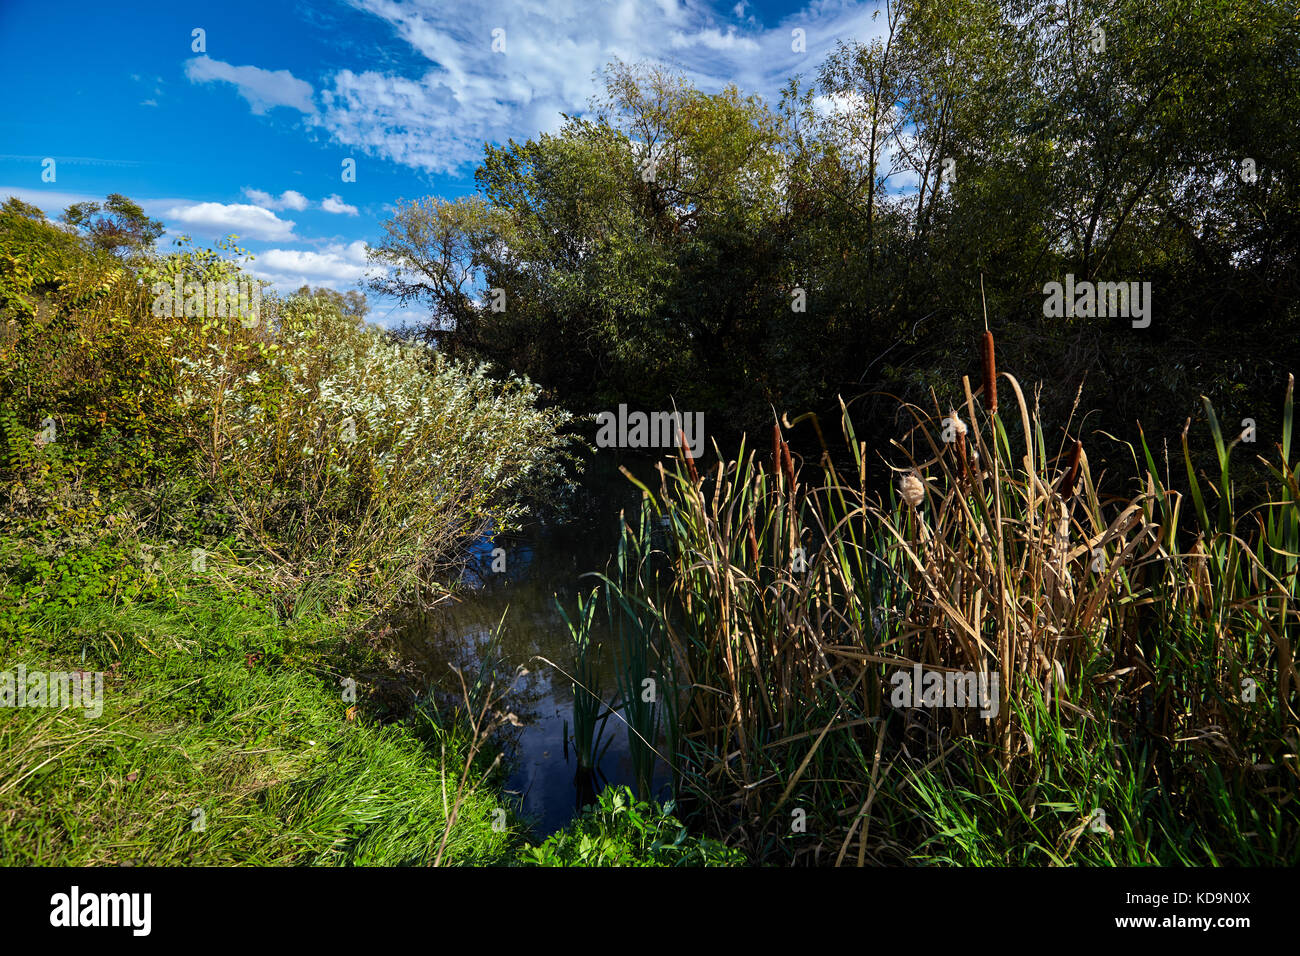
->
[[771, 424, 782, 481], [1059, 439, 1083, 498], [947, 409, 969, 479], [781, 437, 795, 490], [679, 429, 700, 483], [746, 514, 760, 566], [981, 330, 998, 415]]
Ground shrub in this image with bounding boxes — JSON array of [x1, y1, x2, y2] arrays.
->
[[522, 786, 745, 866], [1, 213, 579, 611], [171, 285, 579, 605]]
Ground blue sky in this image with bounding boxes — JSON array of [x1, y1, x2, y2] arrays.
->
[[0, 0, 886, 327]]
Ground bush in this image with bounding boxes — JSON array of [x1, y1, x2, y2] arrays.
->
[[1, 212, 579, 610], [171, 283, 578, 604], [522, 786, 745, 866]]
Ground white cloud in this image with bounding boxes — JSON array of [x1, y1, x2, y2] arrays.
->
[[243, 187, 310, 211], [178, 2, 890, 176], [0, 186, 100, 218], [245, 240, 380, 291], [280, 190, 310, 211], [184, 55, 317, 115], [0, 189, 306, 243], [164, 201, 297, 241], [670, 27, 760, 52], [321, 194, 359, 215], [310, 0, 890, 174]]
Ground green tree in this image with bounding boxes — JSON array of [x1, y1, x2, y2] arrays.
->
[[60, 193, 164, 258], [293, 285, 369, 325]]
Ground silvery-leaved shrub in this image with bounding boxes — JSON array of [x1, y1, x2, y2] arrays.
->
[[173, 285, 576, 606]]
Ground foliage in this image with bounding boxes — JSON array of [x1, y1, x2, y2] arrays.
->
[[521, 786, 745, 866], [59, 193, 164, 259], [0, 206, 579, 610], [367, 2, 1299, 470], [170, 281, 578, 604]]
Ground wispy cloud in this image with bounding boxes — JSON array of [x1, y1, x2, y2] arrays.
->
[[186, 0, 887, 175], [0, 155, 142, 168], [185, 55, 317, 115], [670, 26, 761, 52]]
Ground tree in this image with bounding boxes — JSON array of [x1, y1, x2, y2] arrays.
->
[[293, 285, 369, 325], [60, 193, 164, 257], [1, 197, 47, 221], [366, 6, 1299, 464]]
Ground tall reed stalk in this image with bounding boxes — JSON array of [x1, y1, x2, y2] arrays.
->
[[556, 588, 604, 779], [597, 343, 1299, 864]]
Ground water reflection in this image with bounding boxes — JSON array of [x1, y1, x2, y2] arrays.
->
[[392, 461, 672, 837]]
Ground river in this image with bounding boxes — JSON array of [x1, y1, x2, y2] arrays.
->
[[390, 457, 673, 837]]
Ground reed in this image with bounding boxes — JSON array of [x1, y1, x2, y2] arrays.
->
[[602, 505, 670, 802], [556, 587, 605, 779], [597, 348, 1299, 864]]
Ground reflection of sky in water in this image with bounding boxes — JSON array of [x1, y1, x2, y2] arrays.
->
[[393, 464, 671, 837]]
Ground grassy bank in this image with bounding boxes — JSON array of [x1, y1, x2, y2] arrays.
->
[[0, 556, 518, 865], [0, 204, 531, 864], [0, 552, 739, 866]]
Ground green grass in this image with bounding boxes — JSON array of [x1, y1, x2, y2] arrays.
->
[[0, 544, 738, 866], [0, 570, 520, 866]]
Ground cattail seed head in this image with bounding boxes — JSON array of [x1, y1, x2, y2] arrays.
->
[[746, 514, 760, 566], [899, 470, 925, 508], [952, 410, 969, 478], [1059, 439, 1083, 499], [678, 429, 700, 483], [948, 409, 968, 438], [981, 330, 998, 414]]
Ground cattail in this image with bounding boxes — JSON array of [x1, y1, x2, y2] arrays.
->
[[746, 514, 760, 566], [678, 428, 699, 483], [771, 423, 782, 480], [981, 330, 998, 414], [781, 436, 795, 490], [948, 409, 968, 440], [1058, 439, 1083, 499], [950, 409, 969, 478], [899, 470, 925, 509]]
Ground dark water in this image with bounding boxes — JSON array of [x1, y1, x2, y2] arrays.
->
[[391, 460, 673, 837]]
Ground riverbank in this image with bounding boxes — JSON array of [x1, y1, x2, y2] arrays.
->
[[0, 541, 738, 866], [0, 205, 739, 865], [0, 550, 507, 865]]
